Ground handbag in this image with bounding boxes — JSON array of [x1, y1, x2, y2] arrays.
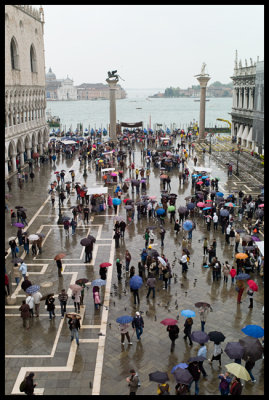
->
[[71, 295, 75, 300]]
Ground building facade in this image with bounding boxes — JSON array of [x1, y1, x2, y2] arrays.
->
[[230, 51, 264, 153], [76, 83, 126, 100], [46, 68, 78, 100], [5, 5, 49, 177]]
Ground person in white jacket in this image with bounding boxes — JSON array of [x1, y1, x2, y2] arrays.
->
[[26, 294, 34, 318], [213, 213, 218, 231], [180, 253, 188, 273], [32, 291, 42, 317]]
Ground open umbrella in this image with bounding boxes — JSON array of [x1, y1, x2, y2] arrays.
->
[[157, 256, 167, 266], [181, 310, 196, 318], [40, 293, 54, 301], [251, 236, 260, 242], [80, 238, 93, 246], [87, 235, 96, 242], [178, 206, 187, 213], [91, 279, 106, 287], [258, 204, 264, 208], [235, 273, 250, 280], [205, 199, 213, 203], [194, 302, 211, 308], [216, 192, 224, 197], [241, 325, 264, 338], [147, 226, 157, 230], [224, 342, 245, 360], [100, 262, 112, 268], [130, 275, 143, 290], [66, 312, 81, 320], [187, 202, 195, 210], [156, 208, 165, 215], [12, 257, 23, 264], [225, 363, 251, 381], [112, 198, 121, 206], [202, 207, 211, 211], [40, 281, 53, 288], [160, 174, 168, 179], [188, 356, 206, 363], [62, 216, 70, 221], [15, 206, 24, 209], [160, 318, 178, 326], [149, 371, 169, 384], [220, 209, 229, 217], [239, 336, 263, 361], [197, 202, 205, 208], [208, 331, 225, 343], [182, 248, 190, 255], [183, 220, 193, 231], [149, 196, 157, 200], [247, 280, 258, 291], [123, 198, 131, 203], [235, 253, 248, 260], [69, 284, 83, 292], [168, 205, 175, 212], [114, 216, 125, 222], [225, 202, 236, 207], [191, 331, 209, 344], [25, 285, 40, 294], [171, 363, 188, 374], [36, 233, 45, 238], [28, 234, 39, 241], [54, 253, 66, 261], [116, 315, 134, 324], [242, 235, 252, 242], [75, 278, 89, 285], [196, 181, 204, 185], [173, 368, 193, 385], [13, 223, 25, 228], [125, 205, 133, 210]]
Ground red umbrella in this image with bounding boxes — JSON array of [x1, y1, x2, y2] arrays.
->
[[197, 202, 205, 207], [160, 318, 178, 326], [32, 152, 39, 159], [205, 199, 213, 202], [197, 181, 203, 185], [258, 204, 264, 208], [54, 171, 60, 174], [123, 198, 131, 203], [54, 253, 66, 261], [100, 262, 112, 268], [247, 280, 258, 292]]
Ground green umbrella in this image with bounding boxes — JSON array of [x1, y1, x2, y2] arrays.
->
[[168, 205, 175, 212]]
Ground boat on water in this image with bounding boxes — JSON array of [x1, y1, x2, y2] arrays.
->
[[136, 107, 142, 109], [46, 110, 60, 127]]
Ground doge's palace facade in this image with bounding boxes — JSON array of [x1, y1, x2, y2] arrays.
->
[[5, 5, 49, 177]]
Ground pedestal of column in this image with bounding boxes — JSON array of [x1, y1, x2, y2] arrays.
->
[[106, 77, 119, 142], [195, 74, 211, 141]]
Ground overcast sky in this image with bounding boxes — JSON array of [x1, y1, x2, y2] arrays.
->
[[40, 5, 264, 89]]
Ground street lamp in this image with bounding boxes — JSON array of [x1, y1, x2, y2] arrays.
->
[[57, 193, 63, 224], [83, 152, 87, 177], [235, 148, 240, 176], [209, 133, 212, 154]]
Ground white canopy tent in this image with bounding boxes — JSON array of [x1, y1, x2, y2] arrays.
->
[[255, 241, 264, 256], [60, 140, 77, 145], [193, 167, 212, 173], [101, 168, 115, 173], [86, 187, 108, 195]]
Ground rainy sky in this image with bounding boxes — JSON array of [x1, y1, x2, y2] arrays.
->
[[39, 5, 263, 89]]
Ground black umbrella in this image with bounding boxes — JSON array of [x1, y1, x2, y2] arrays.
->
[[191, 331, 209, 344], [125, 205, 133, 210], [208, 331, 226, 343], [178, 206, 187, 214], [149, 371, 169, 384], [194, 302, 211, 309], [224, 342, 245, 360], [147, 226, 157, 230], [87, 234, 96, 242], [12, 257, 23, 264], [62, 216, 70, 221], [15, 206, 23, 209], [80, 238, 92, 246], [188, 356, 206, 363], [173, 368, 193, 385], [239, 336, 264, 362]]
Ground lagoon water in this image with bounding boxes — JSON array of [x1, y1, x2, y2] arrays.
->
[[46, 88, 232, 131]]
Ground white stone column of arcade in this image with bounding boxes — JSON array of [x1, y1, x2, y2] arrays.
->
[[19, 151, 25, 168], [26, 147, 32, 160], [11, 154, 17, 172]]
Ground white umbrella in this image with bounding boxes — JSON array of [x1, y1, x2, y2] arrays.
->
[[157, 256, 167, 267], [28, 234, 39, 241]]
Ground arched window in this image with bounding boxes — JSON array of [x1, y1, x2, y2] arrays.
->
[[30, 44, 37, 73], [10, 37, 19, 70]]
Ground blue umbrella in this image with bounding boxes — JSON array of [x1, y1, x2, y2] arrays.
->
[[241, 325, 264, 338], [91, 279, 106, 287], [203, 207, 211, 210], [187, 203, 195, 210], [225, 202, 236, 207], [171, 363, 188, 373], [216, 192, 224, 197], [91, 128, 95, 133], [112, 198, 121, 206], [26, 285, 40, 294], [202, 176, 208, 179], [116, 315, 134, 324], [156, 208, 165, 215], [220, 209, 229, 217], [202, 264, 209, 268], [130, 275, 143, 290], [183, 220, 193, 231], [235, 273, 250, 280], [192, 174, 199, 177], [181, 309, 196, 318]]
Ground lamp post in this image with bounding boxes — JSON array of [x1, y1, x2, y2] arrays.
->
[[57, 193, 63, 224], [209, 132, 212, 154], [235, 148, 240, 176], [83, 151, 87, 177]]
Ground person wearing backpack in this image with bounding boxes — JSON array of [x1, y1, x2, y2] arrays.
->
[[218, 372, 232, 395], [20, 372, 37, 395]]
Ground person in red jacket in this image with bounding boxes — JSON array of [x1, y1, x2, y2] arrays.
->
[[5, 273, 10, 296], [230, 266, 237, 284]]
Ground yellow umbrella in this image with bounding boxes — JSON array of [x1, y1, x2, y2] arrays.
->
[[235, 253, 248, 260], [225, 363, 251, 381]]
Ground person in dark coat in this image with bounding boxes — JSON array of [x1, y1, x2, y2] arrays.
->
[[119, 220, 127, 238], [85, 242, 93, 263], [132, 311, 144, 340], [21, 276, 32, 292], [99, 266, 107, 280], [167, 324, 180, 351], [183, 317, 193, 345], [230, 377, 242, 395], [24, 372, 36, 395], [46, 295, 55, 320], [116, 259, 122, 281], [19, 300, 31, 329], [188, 361, 200, 395], [56, 259, 63, 277], [113, 230, 121, 248]]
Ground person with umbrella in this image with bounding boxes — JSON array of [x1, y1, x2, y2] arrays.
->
[[45, 295, 55, 320], [160, 227, 166, 247], [197, 343, 208, 378], [120, 220, 127, 238], [22, 234, 30, 255], [167, 323, 180, 352], [236, 279, 245, 304], [125, 250, 132, 273], [188, 361, 201, 395], [21, 276, 32, 292], [55, 257, 63, 278], [117, 316, 133, 345], [244, 356, 256, 383], [247, 286, 254, 309], [180, 252, 188, 274], [85, 241, 93, 263], [132, 311, 144, 341], [183, 317, 193, 346], [93, 287, 101, 310], [68, 314, 80, 346], [218, 372, 232, 395], [113, 229, 121, 248], [58, 289, 68, 319], [17, 226, 24, 246], [99, 266, 107, 281], [116, 258, 122, 281]]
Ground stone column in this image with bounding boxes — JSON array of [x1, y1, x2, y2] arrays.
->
[[19, 151, 25, 167], [232, 88, 237, 108], [106, 77, 119, 142], [26, 147, 31, 160], [33, 144, 37, 153], [5, 159, 9, 178], [249, 88, 254, 110], [244, 88, 248, 109], [11, 154, 17, 172], [38, 143, 43, 155], [240, 88, 244, 108], [195, 74, 211, 140]]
